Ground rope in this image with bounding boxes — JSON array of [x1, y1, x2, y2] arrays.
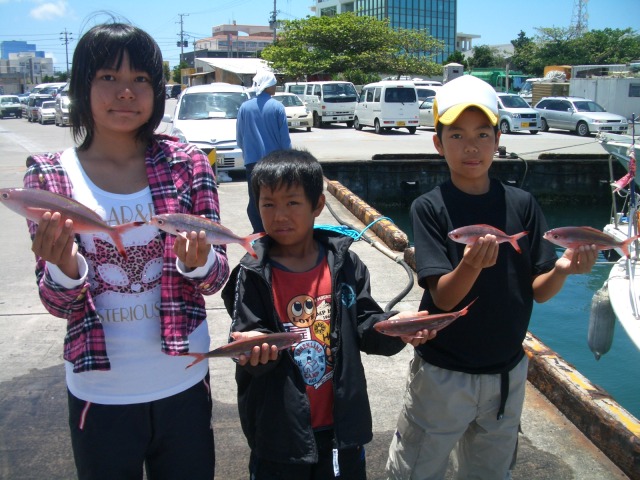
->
[[315, 216, 394, 241]]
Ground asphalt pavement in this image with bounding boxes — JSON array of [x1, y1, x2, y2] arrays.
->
[[0, 114, 631, 479]]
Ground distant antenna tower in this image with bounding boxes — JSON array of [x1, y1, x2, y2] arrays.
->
[[571, 0, 589, 35]]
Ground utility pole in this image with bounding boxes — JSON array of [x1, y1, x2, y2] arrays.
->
[[177, 13, 189, 62], [59, 28, 73, 77], [269, 0, 278, 42]]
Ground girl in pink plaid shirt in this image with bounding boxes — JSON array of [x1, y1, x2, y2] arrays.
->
[[24, 21, 228, 479]]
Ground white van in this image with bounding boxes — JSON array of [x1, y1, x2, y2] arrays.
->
[[286, 81, 358, 128], [354, 81, 419, 134]]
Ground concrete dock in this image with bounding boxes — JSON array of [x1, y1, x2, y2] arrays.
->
[[0, 114, 637, 478]]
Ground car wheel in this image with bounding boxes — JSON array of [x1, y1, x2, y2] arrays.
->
[[345, 121, 354, 128], [374, 119, 382, 134], [529, 130, 539, 135], [540, 117, 549, 132], [576, 121, 590, 137], [306, 126, 311, 132], [39, 116, 43, 125], [354, 117, 362, 131], [500, 120, 511, 134], [313, 112, 321, 128], [407, 127, 416, 134]]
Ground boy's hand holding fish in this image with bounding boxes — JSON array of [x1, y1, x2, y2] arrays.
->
[[230, 331, 281, 367], [386, 311, 438, 347]]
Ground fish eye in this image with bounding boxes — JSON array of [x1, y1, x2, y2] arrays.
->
[[1, 193, 8, 199], [156, 219, 164, 225]]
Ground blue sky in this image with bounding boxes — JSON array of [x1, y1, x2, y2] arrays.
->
[[0, 0, 637, 73]]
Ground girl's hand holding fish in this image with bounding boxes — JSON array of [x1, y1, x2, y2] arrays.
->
[[31, 211, 79, 279], [173, 230, 212, 270]]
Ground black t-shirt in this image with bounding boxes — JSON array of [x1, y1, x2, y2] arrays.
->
[[410, 179, 558, 374]]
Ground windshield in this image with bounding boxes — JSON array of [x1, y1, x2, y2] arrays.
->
[[321, 83, 358, 103], [178, 92, 248, 120], [42, 101, 55, 109], [520, 82, 533, 95], [573, 100, 606, 112], [500, 95, 530, 108]]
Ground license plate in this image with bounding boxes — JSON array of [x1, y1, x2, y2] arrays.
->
[[397, 121, 406, 126], [521, 122, 529, 127], [291, 121, 300, 126]]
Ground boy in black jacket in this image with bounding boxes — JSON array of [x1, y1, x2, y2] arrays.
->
[[222, 149, 433, 479]]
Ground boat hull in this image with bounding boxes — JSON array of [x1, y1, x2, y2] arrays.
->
[[607, 257, 640, 350]]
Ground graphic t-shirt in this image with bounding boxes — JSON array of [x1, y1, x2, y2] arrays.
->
[[59, 148, 209, 404], [271, 257, 334, 430]]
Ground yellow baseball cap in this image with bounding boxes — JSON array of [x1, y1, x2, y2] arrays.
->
[[434, 75, 499, 127]]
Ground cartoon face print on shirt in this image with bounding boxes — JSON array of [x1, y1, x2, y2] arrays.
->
[[288, 295, 316, 328]]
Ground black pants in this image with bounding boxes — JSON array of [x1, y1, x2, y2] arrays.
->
[[249, 429, 367, 480], [68, 374, 215, 480]]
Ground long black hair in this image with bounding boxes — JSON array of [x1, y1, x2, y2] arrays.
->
[[69, 22, 166, 150]]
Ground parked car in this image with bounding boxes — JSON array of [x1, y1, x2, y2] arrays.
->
[[496, 93, 541, 134], [418, 96, 435, 128], [162, 83, 250, 176], [19, 94, 30, 117], [26, 94, 54, 122], [416, 86, 441, 102], [54, 94, 71, 126], [36, 100, 56, 124], [271, 93, 312, 132], [166, 84, 183, 99], [0, 95, 22, 118], [354, 80, 419, 134], [534, 96, 628, 136]]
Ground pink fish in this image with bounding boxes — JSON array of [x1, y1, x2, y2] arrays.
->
[[184, 332, 303, 368], [149, 213, 265, 258], [448, 224, 528, 253], [373, 298, 478, 338], [0, 187, 142, 259], [543, 226, 640, 257]]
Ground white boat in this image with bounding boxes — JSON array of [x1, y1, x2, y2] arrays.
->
[[598, 130, 640, 351]]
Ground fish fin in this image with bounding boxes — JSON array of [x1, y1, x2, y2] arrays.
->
[[184, 353, 207, 369], [242, 232, 267, 258], [110, 222, 145, 259], [510, 231, 528, 253]]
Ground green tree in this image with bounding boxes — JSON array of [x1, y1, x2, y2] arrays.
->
[[163, 63, 171, 83], [172, 61, 188, 84], [261, 13, 443, 80], [443, 50, 468, 69], [467, 45, 505, 69]]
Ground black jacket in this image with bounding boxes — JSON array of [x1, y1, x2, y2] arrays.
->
[[221, 229, 405, 464]]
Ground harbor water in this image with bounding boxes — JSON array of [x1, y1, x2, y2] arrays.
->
[[376, 201, 640, 420]]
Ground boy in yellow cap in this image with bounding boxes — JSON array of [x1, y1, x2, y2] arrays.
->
[[385, 74, 598, 479]]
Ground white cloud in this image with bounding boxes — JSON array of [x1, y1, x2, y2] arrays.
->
[[30, 0, 69, 21]]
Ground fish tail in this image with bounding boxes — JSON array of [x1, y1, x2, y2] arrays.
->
[[509, 231, 528, 253], [242, 232, 267, 258], [184, 353, 207, 369], [621, 235, 640, 257], [110, 222, 145, 259]]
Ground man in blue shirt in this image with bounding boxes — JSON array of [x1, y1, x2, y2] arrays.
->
[[237, 70, 292, 232]]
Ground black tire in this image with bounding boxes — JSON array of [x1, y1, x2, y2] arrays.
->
[[306, 126, 311, 132], [313, 112, 321, 128], [354, 117, 362, 131], [540, 117, 549, 132], [345, 121, 354, 128], [407, 126, 416, 134], [374, 119, 382, 134], [500, 120, 511, 134], [529, 130, 539, 134], [576, 121, 590, 137]]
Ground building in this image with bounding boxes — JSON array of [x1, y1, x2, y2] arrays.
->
[[0, 41, 44, 60], [182, 23, 275, 68], [311, 0, 458, 63]]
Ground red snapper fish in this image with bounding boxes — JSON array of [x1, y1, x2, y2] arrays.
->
[[448, 224, 528, 253], [149, 213, 266, 258], [0, 187, 142, 259], [184, 332, 303, 368], [543, 226, 640, 257], [373, 298, 478, 338]]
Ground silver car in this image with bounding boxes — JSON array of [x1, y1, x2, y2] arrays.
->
[[534, 96, 628, 137], [497, 93, 541, 135]]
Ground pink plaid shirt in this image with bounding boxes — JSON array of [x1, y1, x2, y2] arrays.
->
[[24, 135, 229, 372]]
